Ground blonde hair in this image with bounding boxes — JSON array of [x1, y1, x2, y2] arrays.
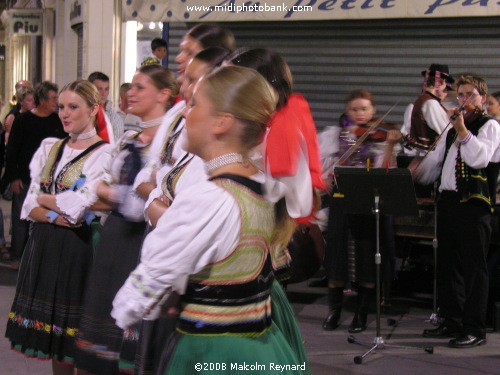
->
[[200, 65, 277, 150], [60, 80, 100, 108], [59, 80, 100, 129], [200, 66, 295, 249]]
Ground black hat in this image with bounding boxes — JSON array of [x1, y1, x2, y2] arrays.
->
[[421, 64, 455, 84]]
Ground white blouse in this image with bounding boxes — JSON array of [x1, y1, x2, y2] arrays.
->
[[262, 131, 313, 219], [98, 130, 157, 221], [111, 177, 244, 329], [133, 101, 186, 189], [22, 137, 110, 223], [317, 125, 340, 179], [144, 153, 205, 222], [414, 119, 500, 187]]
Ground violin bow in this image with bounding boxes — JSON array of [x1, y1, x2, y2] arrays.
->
[[410, 94, 476, 175], [327, 100, 400, 191], [334, 100, 400, 168]]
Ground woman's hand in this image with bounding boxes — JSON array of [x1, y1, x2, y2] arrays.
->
[[54, 215, 82, 228], [159, 194, 171, 207], [160, 291, 180, 318]]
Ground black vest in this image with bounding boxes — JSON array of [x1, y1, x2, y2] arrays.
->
[[444, 114, 499, 211]]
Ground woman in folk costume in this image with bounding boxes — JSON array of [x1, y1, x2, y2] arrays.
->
[[231, 49, 325, 219], [134, 24, 236, 202], [135, 47, 230, 375], [145, 47, 230, 226], [230, 47, 325, 361], [112, 65, 306, 375], [74, 65, 179, 374], [5, 80, 109, 375]]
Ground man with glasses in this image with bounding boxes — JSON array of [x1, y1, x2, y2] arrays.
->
[[4, 81, 65, 265], [407, 63, 455, 153], [420, 75, 500, 348]]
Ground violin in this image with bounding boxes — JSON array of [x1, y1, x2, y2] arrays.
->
[[353, 118, 398, 142], [461, 104, 484, 125], [409, 103, 485, 178]]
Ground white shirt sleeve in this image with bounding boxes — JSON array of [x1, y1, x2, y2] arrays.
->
[[263, 139, 313, 218], [146, 101, 186, 167], [133, 103, 186, 190], [21, 138, 60, 220], [143, 163, 174, 222], [55, 143, 112, 223], [318, 126, 340, 179], [110, 109, 125, 141], [412, 129, 448, 186], [401, 103, 414, 136], [422, 100, 450, 134], [111, 180, 241, 329], [460, 119, 500, 169], [440, 120, 500, 191]]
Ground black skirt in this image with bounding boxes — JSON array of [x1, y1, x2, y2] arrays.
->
[[74, 212, 146, 374], [5, 222, 93, 363]]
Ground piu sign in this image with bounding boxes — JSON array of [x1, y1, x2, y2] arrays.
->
[[10, 11, 43, 36]]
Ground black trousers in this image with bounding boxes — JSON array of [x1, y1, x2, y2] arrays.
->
[[437, 191, 491, 338]]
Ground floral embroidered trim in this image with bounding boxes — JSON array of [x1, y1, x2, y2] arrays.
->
[[8, 312, 78, 337]]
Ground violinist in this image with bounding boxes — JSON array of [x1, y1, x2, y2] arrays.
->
[[337, 90, 400, 167], [406, 63, 454, 153], [419, 75, 500, 348], [322, 90, 398, 333]]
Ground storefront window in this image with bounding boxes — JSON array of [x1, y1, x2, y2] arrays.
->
[[124, 21, 164, 82]]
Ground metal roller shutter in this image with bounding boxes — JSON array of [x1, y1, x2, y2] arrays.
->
[[166, 17, 500, 130]]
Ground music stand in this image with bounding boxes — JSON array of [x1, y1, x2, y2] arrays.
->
[[335, 167, 434, 364]]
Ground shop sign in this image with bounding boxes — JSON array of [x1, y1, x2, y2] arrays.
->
[[123, 0, 500, 22], [4, 10, 43, 36], [70, 0, 84, 26]]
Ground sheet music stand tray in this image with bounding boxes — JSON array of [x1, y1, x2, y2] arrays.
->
[[335, 167, 434, 364]]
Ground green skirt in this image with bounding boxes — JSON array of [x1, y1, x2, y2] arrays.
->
[[164, 324, 308, 375], [270, 281, 309, 372]]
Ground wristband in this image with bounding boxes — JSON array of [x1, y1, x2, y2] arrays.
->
[[460, 131, 472, 145], [45, 210, 60, 223]]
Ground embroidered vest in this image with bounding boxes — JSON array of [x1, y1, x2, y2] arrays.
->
[[160, 115, 184, 166], [161, 153, 194, 201], [178, 176, 275, 337], [39, 138, 106, 194], [444, 114, 495, 211], [409, 92, 445, 150]]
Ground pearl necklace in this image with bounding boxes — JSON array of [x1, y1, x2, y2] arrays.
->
[[140, 117, 163, 129], [70, 128, 97, 140], [205, 153, 244, 174]]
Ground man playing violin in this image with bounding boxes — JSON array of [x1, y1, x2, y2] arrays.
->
[[406, 63, 454, 153], [419, 75, 500, 348]]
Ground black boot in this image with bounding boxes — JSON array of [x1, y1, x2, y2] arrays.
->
[[348, 286, 373, 333], [322, 287, 343, 331]]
